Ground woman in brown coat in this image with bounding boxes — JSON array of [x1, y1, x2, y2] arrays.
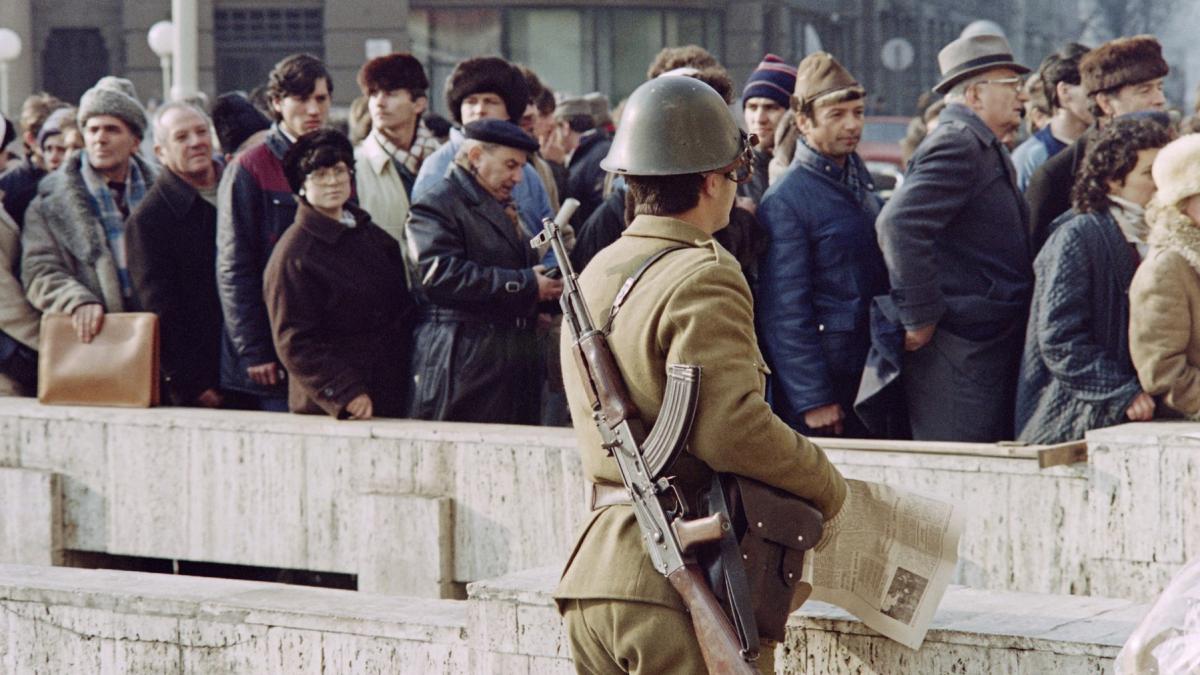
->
[[1129, 133, 1200, 418], [264, 129, 417, 419]]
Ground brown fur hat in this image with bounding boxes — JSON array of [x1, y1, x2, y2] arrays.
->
[[1080, 35, 1169, 96], [444, 56, 529, 125], [357, 53, 429, 97]]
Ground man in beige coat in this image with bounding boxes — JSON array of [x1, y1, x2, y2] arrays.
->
[[555, 76, 846, 674]]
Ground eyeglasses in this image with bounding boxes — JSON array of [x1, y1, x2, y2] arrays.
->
[[976, 76, 1024, 93], [716, 133, 758, 185], [308, 163, 352, 183]]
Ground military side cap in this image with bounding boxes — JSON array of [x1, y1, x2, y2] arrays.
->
[[794, 52, 862, 108], [463, 119, 540, 153]]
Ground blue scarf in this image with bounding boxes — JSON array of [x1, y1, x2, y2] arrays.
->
[[80, 154, 148, 302]]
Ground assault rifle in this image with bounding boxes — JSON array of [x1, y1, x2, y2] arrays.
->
[[532, 199, 757, 674]]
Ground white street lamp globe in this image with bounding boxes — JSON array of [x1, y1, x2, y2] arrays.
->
[[0, 29, 22, 63], [147, 20, 175, 58]]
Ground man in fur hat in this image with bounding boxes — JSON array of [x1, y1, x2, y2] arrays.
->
[[354, 52, 440, 251], [411, 57, 554, 249], [876, 34, 1033, 442], [756, 52, 888, 439], [1027, 35, 1169, 252], [21, 77, 157, 343]]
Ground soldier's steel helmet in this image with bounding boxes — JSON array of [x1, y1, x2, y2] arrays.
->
[[601, 76, 748, 176]]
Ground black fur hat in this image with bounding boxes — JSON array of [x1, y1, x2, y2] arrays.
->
[[443, 57, 529, 125]]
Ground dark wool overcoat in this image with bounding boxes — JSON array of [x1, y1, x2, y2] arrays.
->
[[263, 201, 417, 418], [127, 167, 224, 405]]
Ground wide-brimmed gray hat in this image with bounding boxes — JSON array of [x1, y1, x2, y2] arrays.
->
[[933, 34, 1029, 94]]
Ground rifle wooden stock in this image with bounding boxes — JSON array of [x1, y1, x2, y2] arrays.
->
[[668, 565, 758, 675], [577, 331, 640, 426]]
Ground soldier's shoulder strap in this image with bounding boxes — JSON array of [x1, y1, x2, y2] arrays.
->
[[601, 244, 690, 335]]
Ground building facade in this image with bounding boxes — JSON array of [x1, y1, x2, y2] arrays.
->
[[4, 0, 1082, 121]]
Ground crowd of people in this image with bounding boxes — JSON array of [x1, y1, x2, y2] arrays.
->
[[0, 30, 1198, 444]]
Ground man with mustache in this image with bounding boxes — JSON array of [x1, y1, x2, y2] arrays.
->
[[1025, 36, 1170, 253], [217, 53, 332, 411], [125, 102, 226, 408], [876, 34, 1033, 442], [756, 52, 888, 438], [406, 119, 563, 424]]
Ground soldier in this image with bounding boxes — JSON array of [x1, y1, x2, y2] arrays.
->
[[555, 75, 847, 674]]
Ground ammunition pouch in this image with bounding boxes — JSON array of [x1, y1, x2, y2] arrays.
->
[[700, 474, 824, 643]]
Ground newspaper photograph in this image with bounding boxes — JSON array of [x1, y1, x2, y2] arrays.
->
[[801, 478, 964, 650]]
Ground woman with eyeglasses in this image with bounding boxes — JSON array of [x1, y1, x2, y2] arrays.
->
[[263, 129, 417, 419]]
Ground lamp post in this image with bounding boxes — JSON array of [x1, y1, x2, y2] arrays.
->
[[0, 28, 22, 118], [147, 20, 174, 101], [170, 0, 198, 101]]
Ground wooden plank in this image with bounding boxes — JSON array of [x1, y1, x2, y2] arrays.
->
[[1038, 443, 1089, 469], [814, 438, 1088, 465]]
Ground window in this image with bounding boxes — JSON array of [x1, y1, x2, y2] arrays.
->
[[213, 7, 324, 95], [412, 6, 723, 118]]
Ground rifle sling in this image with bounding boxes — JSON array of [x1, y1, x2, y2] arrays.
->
[[600, 245, 690, 335], [707, 474, 761, 660]]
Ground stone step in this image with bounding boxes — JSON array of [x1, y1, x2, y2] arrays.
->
[[0, 563, 1152, 674], [0, 564, 469, 673], [468, 567, 1150, 675]]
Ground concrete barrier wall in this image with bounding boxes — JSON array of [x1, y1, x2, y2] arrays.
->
[[0, 564, 1146, 674], [0, 399, 1195, 601]]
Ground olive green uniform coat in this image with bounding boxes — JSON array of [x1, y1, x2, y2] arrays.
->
[[555, 214, 847, 673]]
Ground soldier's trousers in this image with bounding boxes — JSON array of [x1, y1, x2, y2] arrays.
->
[[562, 598, 775, 674]]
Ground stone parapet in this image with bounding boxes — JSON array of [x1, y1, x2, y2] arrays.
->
[[0, 398, 1196, 601]]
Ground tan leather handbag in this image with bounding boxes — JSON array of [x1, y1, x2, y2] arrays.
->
[[37, 312, 160, 407]]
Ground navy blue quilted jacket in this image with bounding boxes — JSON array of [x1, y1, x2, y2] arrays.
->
[[755, 142, 888, 428]]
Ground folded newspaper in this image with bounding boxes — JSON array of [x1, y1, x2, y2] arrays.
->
[[799, 478, 964, 650]]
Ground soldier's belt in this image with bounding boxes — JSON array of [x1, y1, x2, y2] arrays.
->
[[589, 482, 631, 510]]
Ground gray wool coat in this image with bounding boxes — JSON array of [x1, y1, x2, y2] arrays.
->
[[21, 152, 157, 315]]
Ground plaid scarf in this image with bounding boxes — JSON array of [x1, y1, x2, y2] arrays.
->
[[373, 120, 441, 184], [80, 154, 148, 302]]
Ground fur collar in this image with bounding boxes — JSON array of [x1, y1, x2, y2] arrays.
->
[[33, 152, 157, 265], [1147, 198, 1200, 276]]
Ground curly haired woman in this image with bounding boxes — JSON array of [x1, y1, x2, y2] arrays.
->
[[1015, 117, 1170, 442], [1130, 132, 1200, 418]]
